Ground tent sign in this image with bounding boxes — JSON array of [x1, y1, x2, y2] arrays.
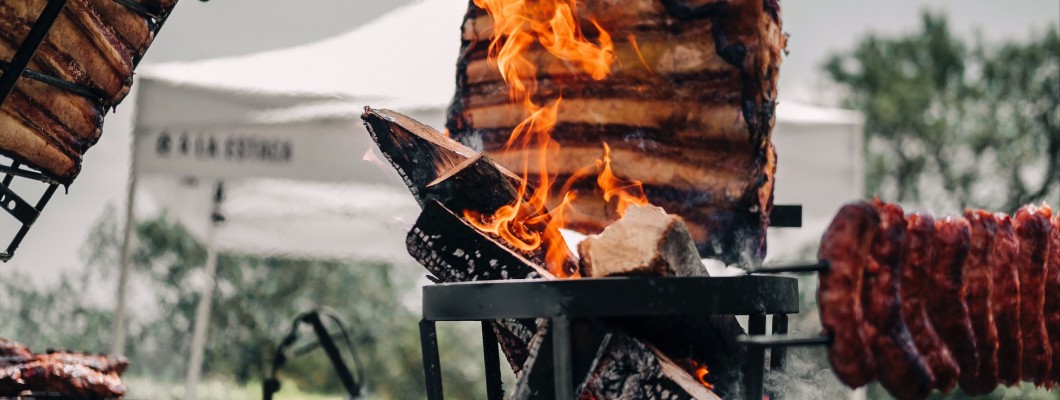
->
[[134, 122, 379, 183]]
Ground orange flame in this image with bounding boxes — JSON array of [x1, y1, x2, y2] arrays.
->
[[695, 364, 714, 389], [465, 0, 615, 277], [596, 143, 649, 217]]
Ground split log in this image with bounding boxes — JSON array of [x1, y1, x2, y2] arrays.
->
[[578, 204, 747, 394], [578, 204, 704, 278], [363, 106, 578, 275], [408, 200, 544, 371], [447, 0, 786, 265]]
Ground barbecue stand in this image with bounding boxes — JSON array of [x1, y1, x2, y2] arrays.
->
[[0, 0, 195, 262], [419, 205, 805, 400]]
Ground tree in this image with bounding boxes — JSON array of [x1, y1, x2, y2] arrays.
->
[[825, 13, 1059, 213]]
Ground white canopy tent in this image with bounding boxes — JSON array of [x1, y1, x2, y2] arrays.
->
[[126, 0, 863, 397]]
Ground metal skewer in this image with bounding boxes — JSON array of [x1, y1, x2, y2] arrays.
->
[[748, 260, 830, 275], [738, 333, 833, 348]]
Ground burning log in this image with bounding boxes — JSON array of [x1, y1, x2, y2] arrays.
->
[[366, 107, 746, 396], [447, 0, 786, 265], [408, 200, 723, 399]]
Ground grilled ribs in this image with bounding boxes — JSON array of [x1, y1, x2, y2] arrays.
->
[[0, 0, 178, 182], [447, 0, 786, 264]]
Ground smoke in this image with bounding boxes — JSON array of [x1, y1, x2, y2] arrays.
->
[[764, 346, 850, 400]]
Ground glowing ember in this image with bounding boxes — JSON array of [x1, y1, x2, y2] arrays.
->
[[695, 364, 714, 389]]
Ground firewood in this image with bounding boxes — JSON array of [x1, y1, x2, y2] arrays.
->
[[578, 204, 705, 278], [407, 202, 720, 398], [577, 205, 748, 394], [510, 321, 720, 400], [363, 107, 578, 274], [362, 107, 478, 208], [408, 200, 546, 372]]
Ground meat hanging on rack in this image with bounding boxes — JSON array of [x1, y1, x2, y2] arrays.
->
[[0, 339, 128, 398], [817, 199, 1060, 399], [0, 0, 178, 183]]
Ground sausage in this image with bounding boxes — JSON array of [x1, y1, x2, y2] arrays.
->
[[926, 217, 979, 384], [1043, 214, 1060, 387], [957, 210, 1001, 394], [818, 201, 880, 388], [992, 214, 1023, 386], [1014, 204, 1053, 386], [901, 212, 960, 392], [863, 201, 933, 399]]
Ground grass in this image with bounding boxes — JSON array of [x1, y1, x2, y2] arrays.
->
[[123, 376, 345, 400]]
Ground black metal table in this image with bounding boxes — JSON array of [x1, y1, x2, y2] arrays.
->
[[419, 275, 799, 400]]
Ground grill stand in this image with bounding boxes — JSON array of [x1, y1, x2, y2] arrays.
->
[[419, 276, 798, 399]]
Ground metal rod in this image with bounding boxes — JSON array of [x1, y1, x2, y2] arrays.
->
[[770, 314, 789, 371], [0, 0, 69, 105], [111, 0, 160, 19], [1, 161, 20, 187], [420, 320, 444, 400], [481, 322, 504, 400], [184, 181, 224, 400], [552, 316, 573, 400], [304, 312, 360, 398], [0, 61, 100, 101], [738, 333, 834, 348], [749, 260, 830, 275], [743, 314, 767, 400]]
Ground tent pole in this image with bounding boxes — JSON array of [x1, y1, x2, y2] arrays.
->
[[185, 181, 224, 400], [109, 129, 140, 356]]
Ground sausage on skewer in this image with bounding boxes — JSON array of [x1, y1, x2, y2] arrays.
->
[[926, 217, 979, 384], [1014, 204, 1053, 386], [818, 201, 880, 388], [991, 215, 1023, 386], [1043, 214, 1060, 387], [959, 210, 1001, 394], [901, 212, 960, 392], [863, 201, 933, 399]]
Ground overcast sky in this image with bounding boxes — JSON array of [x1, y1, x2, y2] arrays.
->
[[7, 0, 1058, 284]]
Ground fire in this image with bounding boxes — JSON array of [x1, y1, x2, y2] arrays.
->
[[464, 0, 615, 276], [597, 143, 649, 217], [695, 364, 714, 390], [466, 0, 648, 277]]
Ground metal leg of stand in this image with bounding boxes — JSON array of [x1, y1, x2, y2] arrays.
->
[[744, 313, 767, 400], [481, 321, 503, 400], [552, 316, 573, 400], [771, 314, 789, 370], [420, 320, 444, 400]]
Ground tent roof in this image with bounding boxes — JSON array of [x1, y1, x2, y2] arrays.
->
[[139, 0, 468, 109]]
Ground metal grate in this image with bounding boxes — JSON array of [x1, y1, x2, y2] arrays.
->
[[418, 205, 809, 400]]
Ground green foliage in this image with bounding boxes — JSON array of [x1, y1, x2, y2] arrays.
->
[[825, 13, 1059, 212], [0, 208, 492, 399]]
